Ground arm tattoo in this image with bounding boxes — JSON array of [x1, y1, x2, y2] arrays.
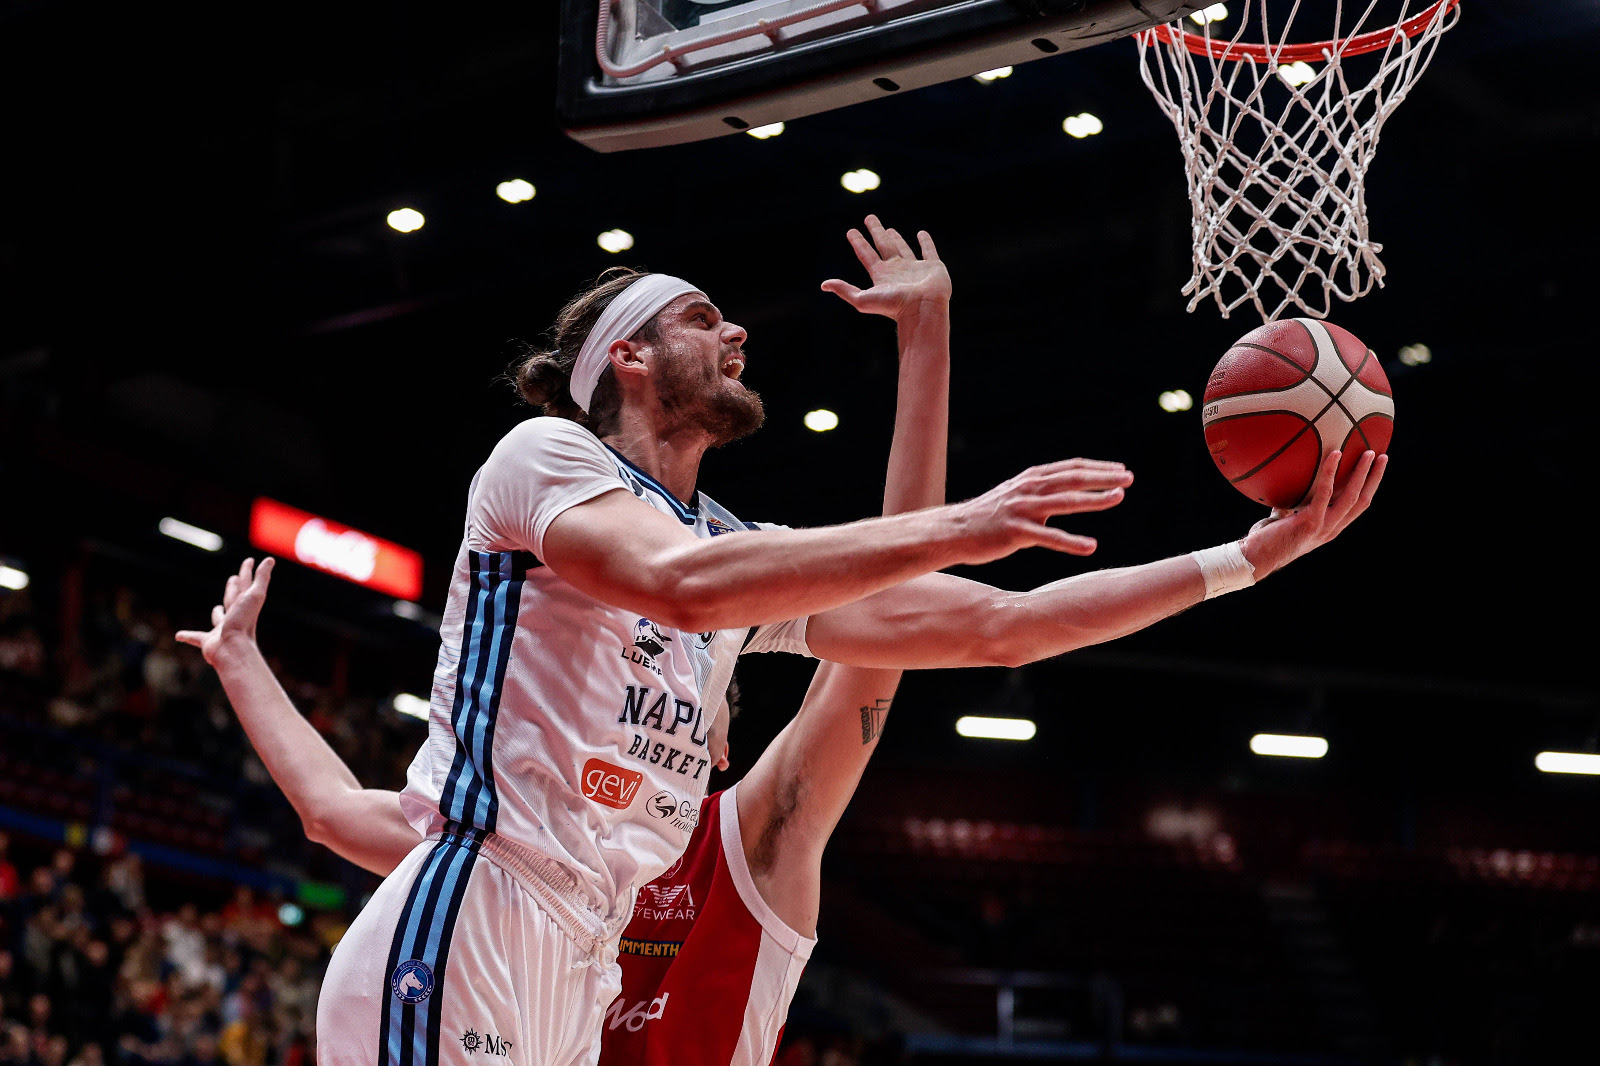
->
[[860, 698, 892, 745]]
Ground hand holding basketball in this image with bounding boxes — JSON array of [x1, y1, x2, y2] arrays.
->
[[1239, 449, 1387, 579], [821, 214, 950, 320]]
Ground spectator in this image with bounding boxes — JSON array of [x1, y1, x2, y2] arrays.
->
[[161, 906, 205, 989], [0, 835, 19, 902], [103, 855, 145, 915]]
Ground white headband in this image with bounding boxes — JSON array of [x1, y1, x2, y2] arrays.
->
[[569, 273, 703, 413]]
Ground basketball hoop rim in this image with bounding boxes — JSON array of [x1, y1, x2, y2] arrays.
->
[[1147, 0, 1458, 65]]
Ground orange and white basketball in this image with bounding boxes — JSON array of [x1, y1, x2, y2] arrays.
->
[[1201, 319, 1394, 509]]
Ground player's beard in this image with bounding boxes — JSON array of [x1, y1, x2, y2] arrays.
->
[[656, 343, 765, 447]]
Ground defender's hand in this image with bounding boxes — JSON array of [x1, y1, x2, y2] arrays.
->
[[821, 215, 951, 320], [952, 459, 1133, 563], [176, 557, 275, 667], [1241, 450, 1387, 578]]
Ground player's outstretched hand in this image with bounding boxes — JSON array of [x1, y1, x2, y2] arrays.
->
[[953, 459, 1134, 563], [821, 214, 951, 321], [176, 557, 275, 667], [1241, 450, 1387, 579]]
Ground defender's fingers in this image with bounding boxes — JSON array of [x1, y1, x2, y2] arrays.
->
[[1033, 468, 1135, 494], [844, 228, 878, 270], [917, 230, 940, 262], [175, 631, 204, 648], [1029, 457, 1128, 473], [222, 574, 240, 610], [1037, 488, 1126, 515], [820, 279, 865, 306], [211, 605, 225, 627], [255, 557, 276, 588]]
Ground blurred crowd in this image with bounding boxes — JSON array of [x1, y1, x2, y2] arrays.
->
[[0, 833, 333, 1066]]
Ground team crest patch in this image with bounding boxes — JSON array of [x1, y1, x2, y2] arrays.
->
[[391, 960, 435, 1003]]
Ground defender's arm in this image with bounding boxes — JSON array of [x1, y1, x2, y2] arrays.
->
[[178, 559, 422, 876]]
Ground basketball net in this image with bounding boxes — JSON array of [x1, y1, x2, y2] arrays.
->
[[1136, 1, 1460, 321]]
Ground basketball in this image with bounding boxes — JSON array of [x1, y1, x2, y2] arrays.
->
[[1201, 319, 1394, 509]]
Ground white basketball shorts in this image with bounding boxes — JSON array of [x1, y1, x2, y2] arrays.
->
[[316, 826, 621, 1066]]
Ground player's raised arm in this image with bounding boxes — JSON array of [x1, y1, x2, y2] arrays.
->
[[735, 216, 951, 935], [176, 558, 422, 876], [805, 449, 1387, 669]]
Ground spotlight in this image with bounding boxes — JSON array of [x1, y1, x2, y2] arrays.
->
[[393, 693, 431, 720], [1250, 733, 1328, 759], [1535, 751, 1600, 776], [746, 122, 785, 139], [973, 66, 1013, 83], [840, 169, 880, 194], [0, 565, 28, 591], [1062, 113, 1103, 139], [956, 716, 1036, 741], [803, 409, 839, 432], [496, 179, 535, 204], [386, 208, 425, 233], [159, 518, 223, 552], [1158, 389, 1193, 413], [597, 229, 635, 253], [1398, 343, 1432, 366], [1278, 61, 1317, 87], [1190, 4, 1228, 25]]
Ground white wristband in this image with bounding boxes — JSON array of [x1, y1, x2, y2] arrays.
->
[[1190, 541, 1256, 600]]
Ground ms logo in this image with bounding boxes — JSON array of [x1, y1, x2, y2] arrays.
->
[[633, 619, 671, 660], [391, 960, 434, 1003]]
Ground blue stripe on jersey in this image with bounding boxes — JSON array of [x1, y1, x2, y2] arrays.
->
[[604, 443, 698, 523], [377, 826, 485, 1066], [437, 551, 528, 833]]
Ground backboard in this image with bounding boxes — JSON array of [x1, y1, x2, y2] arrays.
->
[[558, 0, 1207, 152]]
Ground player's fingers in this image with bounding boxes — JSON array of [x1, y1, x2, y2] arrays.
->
[[1033, 468, 1134, 495], [223, 574, 239, 610], [864, 215, 895, 260], [1033, 526, 1099, 556], [917, 230, 940, 262], [241, 557, 255, 585], [211, 605, 225, 628], [844, 228, 877, 270], [1333, 454, 1387, 534], [174, 631, 204, 648], [256, 557, 276, 588], [1036, 487, 1126, 516], [1330, 451, 1376, 518], [820, 279, 865, 306], [1302, 450, 1341, 515], [884, 225, 914, 260]]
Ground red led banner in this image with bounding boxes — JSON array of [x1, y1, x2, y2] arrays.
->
[[249, 498, 423, 601]]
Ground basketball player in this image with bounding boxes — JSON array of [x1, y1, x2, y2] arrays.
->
[[180, 217, 955, 1065], [192, 210, 1383, 1066]]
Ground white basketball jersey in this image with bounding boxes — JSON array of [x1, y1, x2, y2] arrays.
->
[[399, 417, 809, 937]]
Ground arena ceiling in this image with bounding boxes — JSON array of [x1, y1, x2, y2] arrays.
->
[[2, 0, 1596, 789]]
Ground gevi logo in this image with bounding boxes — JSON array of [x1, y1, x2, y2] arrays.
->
[[581, 758, 642, 810]]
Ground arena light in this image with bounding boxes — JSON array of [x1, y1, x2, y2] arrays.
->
[[386, 207, 425, 233], [277, 902, 305, 927], [803, 409, 839, 432], [973, 66, 1013, 83], [249, 497, 424, 600], [1535, 751, 1600, 776], [1278, 61, 1318, 87], [840, 168, 880, 194], [0, 565, 28, 591], [495, 179, 536, 204], [1250, 733, 1328, 759], [1398, 343, 1432, 366], [956, 716, 1037, 741], [1189, 3, 1228, 25], [159, 517, 224, 553], [597, 228, 635, 253], [745, 121, 785, 139], [393, 693, 431, 720], [392, 599, 425, 621], [1062, 113, 1104, 139], [1158, 389, 1193, 413]]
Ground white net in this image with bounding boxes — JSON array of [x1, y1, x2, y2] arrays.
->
[[1136, 1, 1460, 321]]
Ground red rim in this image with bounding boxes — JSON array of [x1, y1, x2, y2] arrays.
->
[[1149, 0, 1458, 64]]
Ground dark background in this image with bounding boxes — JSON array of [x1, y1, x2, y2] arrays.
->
[[2, 1, 1599, 1061]]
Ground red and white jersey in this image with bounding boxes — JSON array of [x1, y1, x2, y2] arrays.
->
[[399, 418, 811, 938], [602, 785, 815, 1066]]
